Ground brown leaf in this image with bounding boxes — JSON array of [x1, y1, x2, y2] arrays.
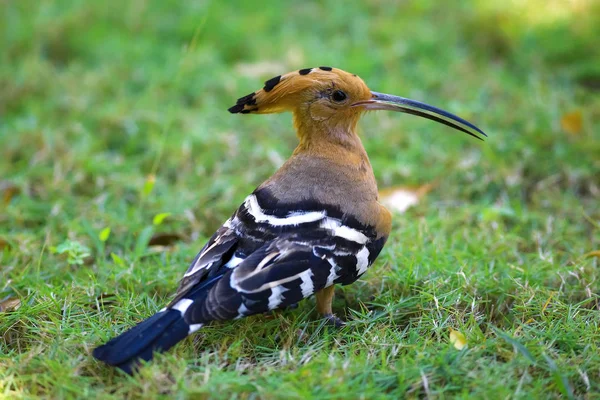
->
[[449, 328, 467, 350], [583, 250, 600, 259], [379, 183, 435, 214], [0, 237, 11, 251], [560, 110, 583, 135], [0, 181, 21, 205], [148, 232, 184, 247], [0, 297, 21, 312]]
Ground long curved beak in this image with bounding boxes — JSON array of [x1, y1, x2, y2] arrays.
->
[[353, 92, 487, 141]]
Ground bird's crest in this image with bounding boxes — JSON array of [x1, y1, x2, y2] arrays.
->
[[228, 66, 369, 115]]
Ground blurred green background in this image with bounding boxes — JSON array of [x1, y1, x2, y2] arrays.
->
[[1, 0, 599, 398]]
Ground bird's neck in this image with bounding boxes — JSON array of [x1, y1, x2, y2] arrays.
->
[[259, 115, 390, 236], [292, 117, 369, 166], [260, 118, 378, 208]]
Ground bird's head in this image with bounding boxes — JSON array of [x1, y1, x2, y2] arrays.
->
[[229, 66, 486, 141]]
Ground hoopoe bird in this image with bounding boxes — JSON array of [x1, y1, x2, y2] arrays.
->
[[93, 67, 486, 374]]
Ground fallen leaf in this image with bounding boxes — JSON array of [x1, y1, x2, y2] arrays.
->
[[560, 110, 583, 135], [379, 183, 435, 214], [0, 297, 21, 312], [583, 250, 600, 259], [0, 181, 21, 205], [449, 328, 467, 350], [0, 237, 11, 251], [148, 232, 184, 247]]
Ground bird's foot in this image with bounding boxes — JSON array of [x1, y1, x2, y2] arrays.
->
[[287, 303, 299, 310], [323, 313, 346, 328]]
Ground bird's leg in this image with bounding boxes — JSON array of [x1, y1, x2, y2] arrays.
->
[[316, 286, 345, 327]]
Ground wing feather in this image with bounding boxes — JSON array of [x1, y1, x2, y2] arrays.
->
[[185, 238, 333, 322], [168, 188, 385, 323]]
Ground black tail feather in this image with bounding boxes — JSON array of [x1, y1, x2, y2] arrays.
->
[[94, 276, 224, 374], [93, 309, 191, 374]]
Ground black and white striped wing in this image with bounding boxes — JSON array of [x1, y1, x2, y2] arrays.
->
[[236, 188, 387, 288], [166, 187, 386, 324], [169, 224, 240, 306], [183, 237, 333, 322]]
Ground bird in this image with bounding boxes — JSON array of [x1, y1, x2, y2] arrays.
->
[[93, 66, 486, 374]]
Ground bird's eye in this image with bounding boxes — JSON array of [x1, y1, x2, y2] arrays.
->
[[331, 90, 347, 102]]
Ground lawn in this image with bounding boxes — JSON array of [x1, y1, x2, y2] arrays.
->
[[1, 0, 599, 398]]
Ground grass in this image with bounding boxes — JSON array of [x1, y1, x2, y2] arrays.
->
[[1, 0, 599, 398]]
